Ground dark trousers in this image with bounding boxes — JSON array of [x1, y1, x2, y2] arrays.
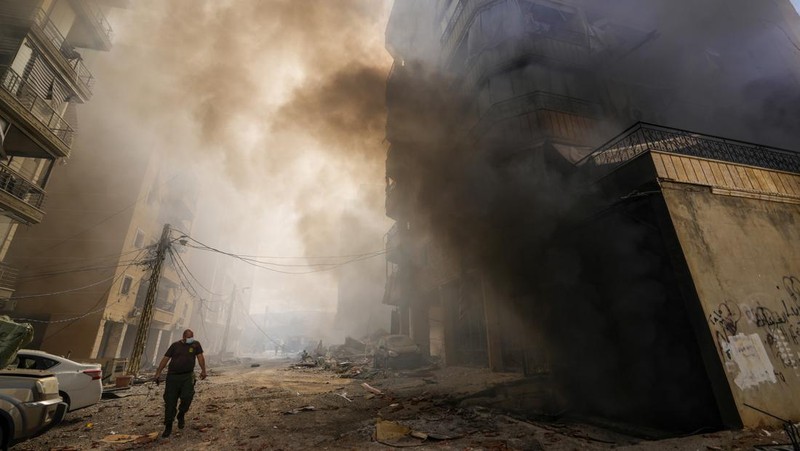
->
[[163, 372, 195, 425]]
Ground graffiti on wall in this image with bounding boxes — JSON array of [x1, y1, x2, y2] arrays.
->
[[708, 276, 800, 390]]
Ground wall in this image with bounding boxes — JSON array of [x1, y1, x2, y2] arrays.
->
[[662, 181, 800, 427]]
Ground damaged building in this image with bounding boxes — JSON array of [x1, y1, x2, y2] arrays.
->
[[0, 0, 122, 307], [383, 0, 800, 432], [5, 146, 200, 367]]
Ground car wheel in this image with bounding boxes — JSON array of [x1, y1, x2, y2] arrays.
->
[[0, 418, 9, 451], [59, 391, 71, 412]]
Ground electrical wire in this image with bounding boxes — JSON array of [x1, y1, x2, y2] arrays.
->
[[182, 241, 385, 268], [16, 246, 148, 271], [12, 274, 120, 299], [168, 247, 226, 297], [13, 249, 149, 324], [166, 249, 221, 314], [234, 295, 281, 347], [17, 256, 151, 280], [11, 248, 150, 299], [171, 228, 387, 261], [176, 235, 387, 275], [33, 173, 180, 255]]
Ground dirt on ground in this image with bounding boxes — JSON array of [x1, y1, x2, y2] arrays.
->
[[18, 358, 795, 450]]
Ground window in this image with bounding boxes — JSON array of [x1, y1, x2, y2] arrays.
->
[[133, 229, 145, 249], [16, 355, 59, 370], [120, 275, 133, 295]]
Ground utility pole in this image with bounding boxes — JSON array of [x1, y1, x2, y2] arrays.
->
[[128, 223, 171, 375], [219, 284, 235, 355]]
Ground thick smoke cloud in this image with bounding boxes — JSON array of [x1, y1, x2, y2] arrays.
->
[[79, 1, 392, 325], [386, 0, 800, 431]]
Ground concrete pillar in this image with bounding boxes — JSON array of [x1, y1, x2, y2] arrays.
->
[[165, 330, 175, 349], [481, 274, 504, 372], [151, 329, 163, 367], [399, 305, 410, 335], [143, 328, 161, 368], [410, 300, 430, 357], [90, 319, 108, 359], [114, 323, 129, 358]]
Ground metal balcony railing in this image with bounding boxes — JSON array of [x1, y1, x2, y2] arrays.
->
[[464, 29, 592, 87], [0, 263, 18, 292], [441, 0, 501, 64], [31, 9, 95, 94], [578, 122, 800, 177], [471, 90, 602, 138], [0, 163, 46, 210], [0, 66, 75, 148], [82, 0, 113, 43]]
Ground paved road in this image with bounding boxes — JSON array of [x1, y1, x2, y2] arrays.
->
[[17, 358, 785, 450]]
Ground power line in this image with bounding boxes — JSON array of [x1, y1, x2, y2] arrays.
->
[[169, 247, 226, 297], [166, 249, 221, 314], [182, 242, 384, 268], [171, 228, 386, 261], [33, 174, 180, 256], [17, 256, 151, 280], [235, 296, 281, 348], [177, 235, 387, 275], [13, 251, 149, 325], [12, 274, 119, 299], [15, 247, 147, 271], [11, 249, 150, 299]]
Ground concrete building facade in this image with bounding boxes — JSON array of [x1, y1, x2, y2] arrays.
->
[[0, 0, 121, 306], [5, 146, 199, 368], [383, 0, 800, 431]]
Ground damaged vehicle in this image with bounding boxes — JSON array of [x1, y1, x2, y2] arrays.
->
[[14, 350, 103, 412], [373, 335, 422, 369], [0, 316, 68, 449], [0, 370, 67, 449]]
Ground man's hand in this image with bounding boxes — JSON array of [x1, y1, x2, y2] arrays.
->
[[200, 370, 207, 380], [154, 372, 161, 386]]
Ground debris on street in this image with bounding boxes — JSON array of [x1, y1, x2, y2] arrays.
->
[[12, 358, 793, 450], [283, 405, 317, 415], [99, 432, 158, 444]]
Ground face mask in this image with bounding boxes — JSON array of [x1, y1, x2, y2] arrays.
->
[[185, 338, 195, 344]]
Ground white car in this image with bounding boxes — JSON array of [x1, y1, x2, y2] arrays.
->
[[13, 350, 103, 412]]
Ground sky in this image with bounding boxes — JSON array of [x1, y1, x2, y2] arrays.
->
[[85, 1, 394, 319]]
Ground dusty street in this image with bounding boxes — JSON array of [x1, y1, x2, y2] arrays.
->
[[15, 357, 791, 451]]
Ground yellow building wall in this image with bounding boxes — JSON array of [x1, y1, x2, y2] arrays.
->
[[659, 155, 800, 427]]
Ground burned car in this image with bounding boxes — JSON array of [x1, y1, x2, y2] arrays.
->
[[373, 335, 422, 369]]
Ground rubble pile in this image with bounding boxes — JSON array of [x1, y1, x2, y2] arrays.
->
[[289, 336, 381, 379]]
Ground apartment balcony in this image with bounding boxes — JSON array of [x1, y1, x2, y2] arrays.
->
[[0, 163, 46, 225], [385, 181, 411, 221], [463, 30, 593, 88], [386, 144, 418, 180], [440, 0, 496, 66], [30, 9, 95, 100], [0, 66, 74, 158], [67, 0, 114, 51], [0, 263, 19, 294], [471, 91, 603, 145], [152, 307, 175, 325], [385, 223, 407, 264]]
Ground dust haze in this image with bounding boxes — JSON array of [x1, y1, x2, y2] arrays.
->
[[75, 0, 394, 342]]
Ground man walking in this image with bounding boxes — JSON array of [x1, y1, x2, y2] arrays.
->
[[154, 329, 207, 438]]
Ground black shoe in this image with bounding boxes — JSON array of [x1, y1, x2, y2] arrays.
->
[[162, 423, 173, 438], [177, 414, 185, 429]]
